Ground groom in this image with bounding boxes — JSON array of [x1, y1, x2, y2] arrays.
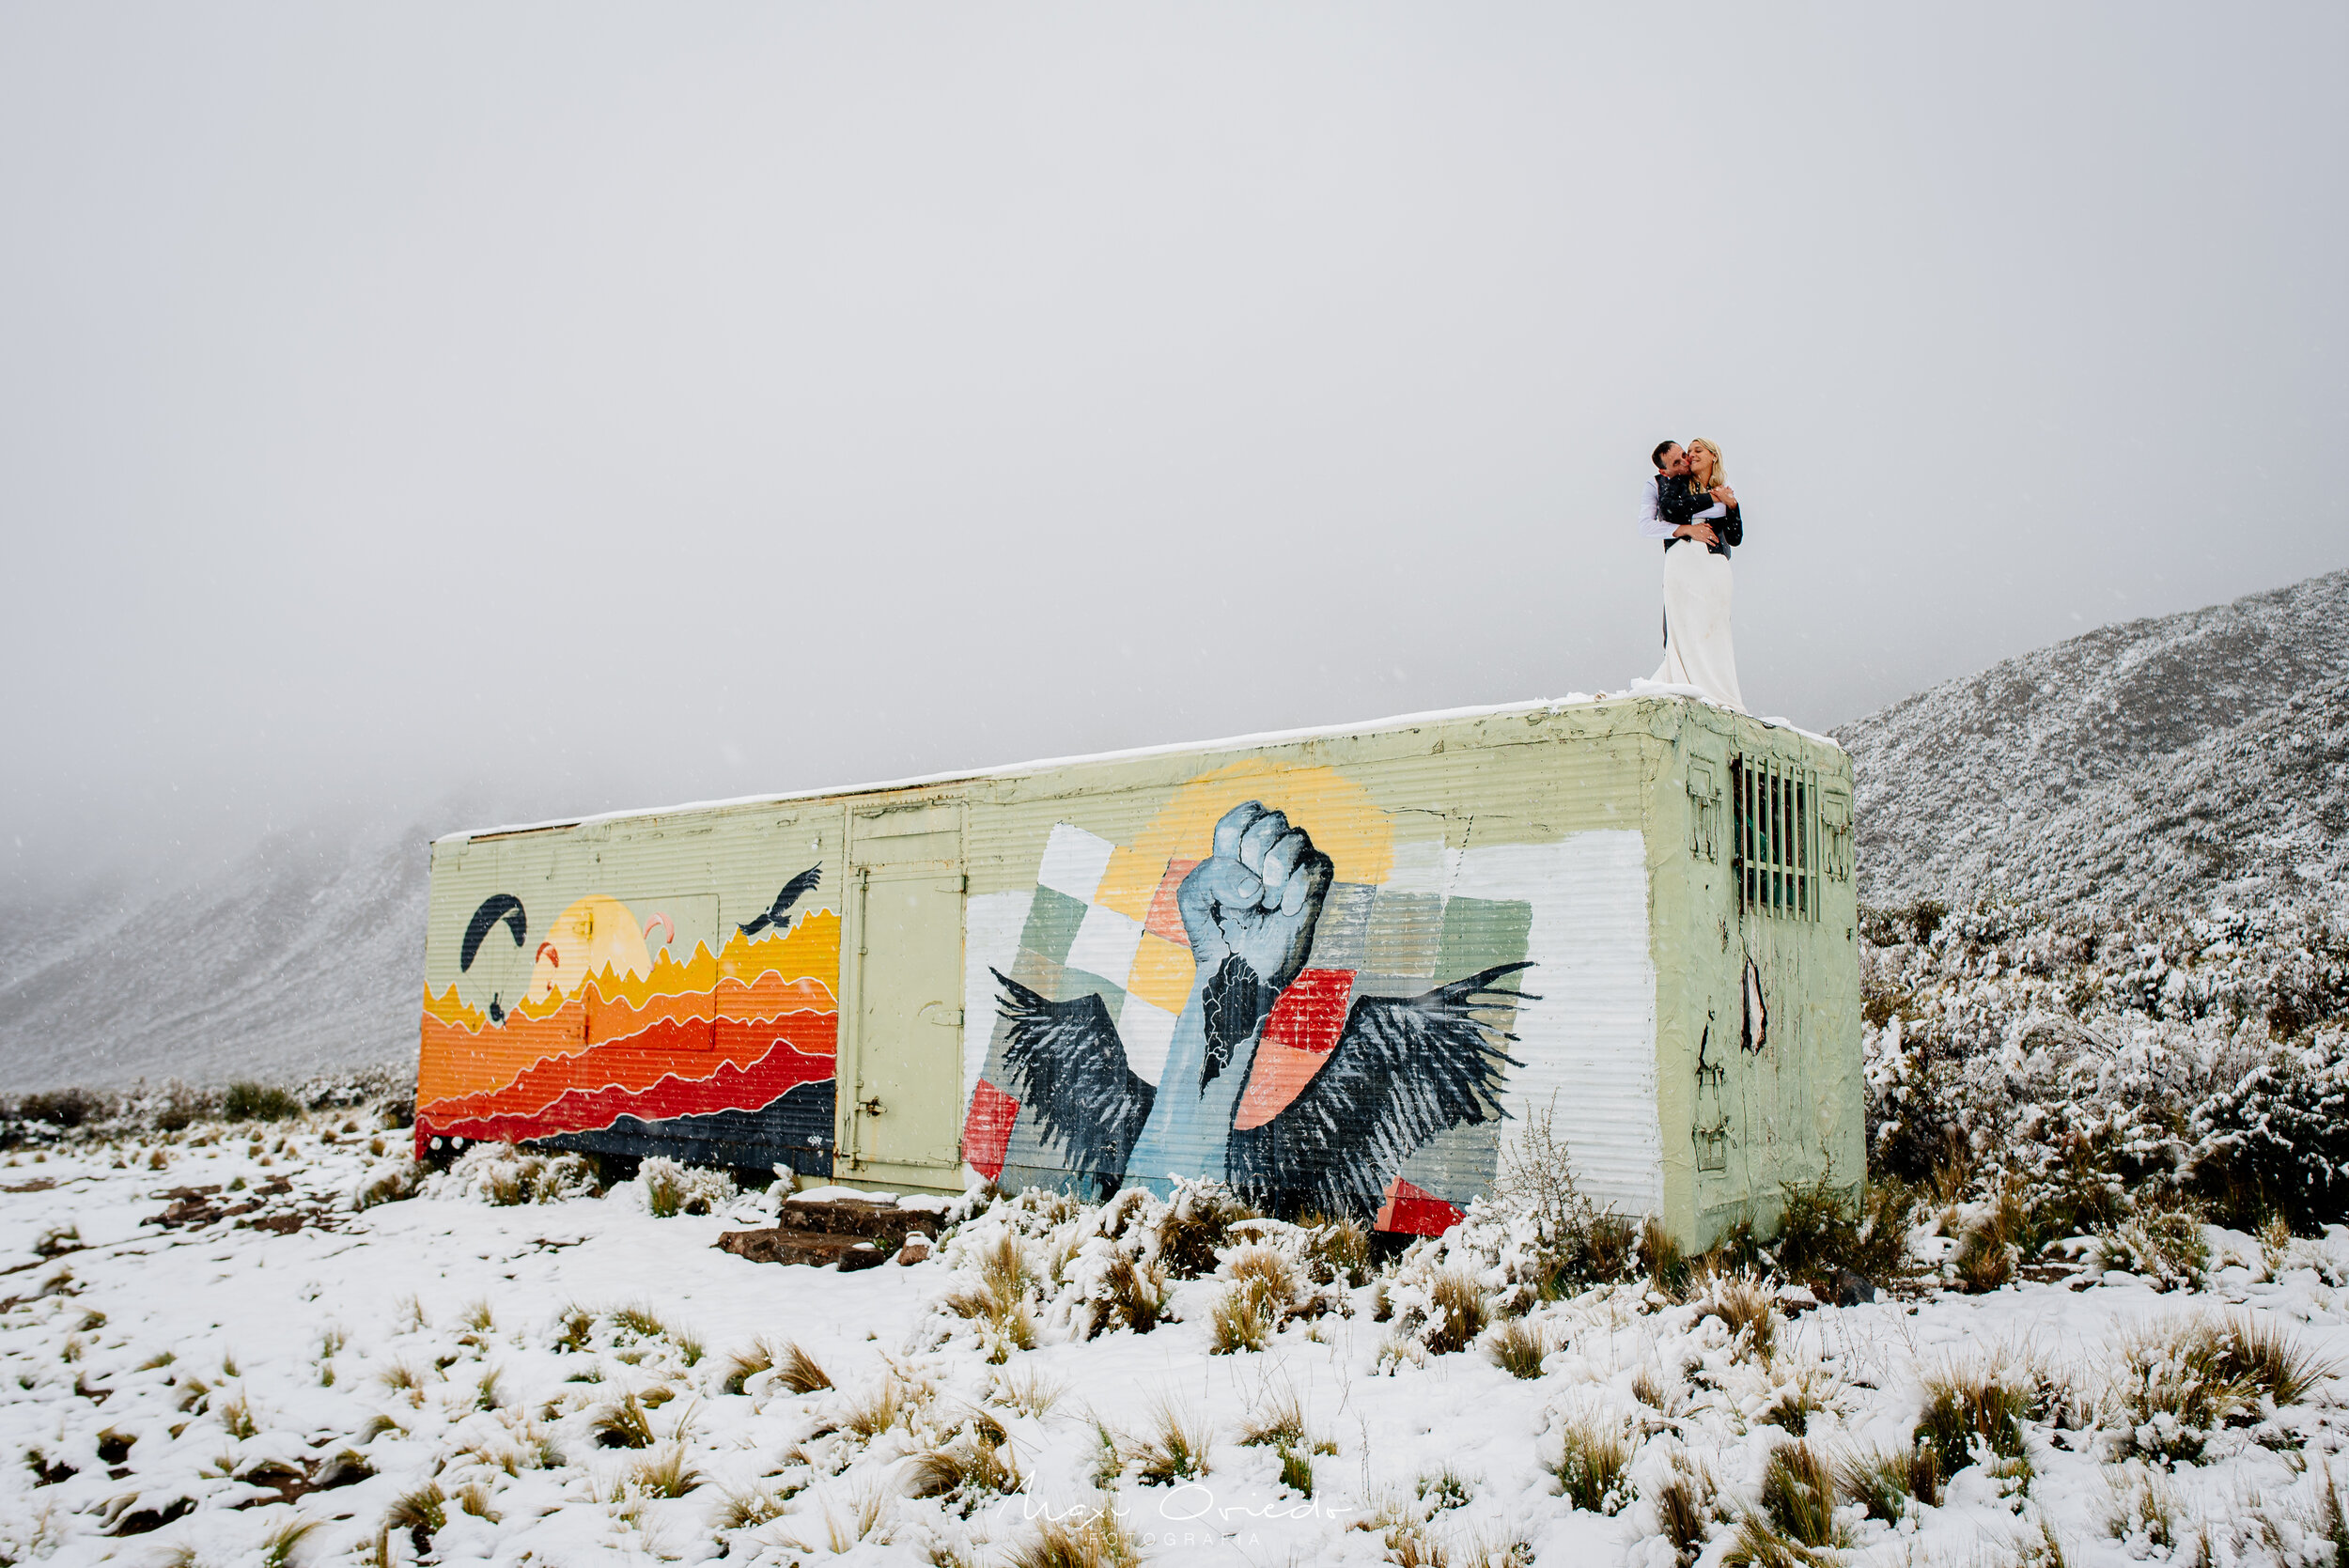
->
[[1640, 441, 1734, 551]]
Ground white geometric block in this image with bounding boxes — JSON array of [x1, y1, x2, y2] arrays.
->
[[1065, 902, 1146, 986], [1036, 822, 1116, 904], [1118, 993, 1179, 1087]]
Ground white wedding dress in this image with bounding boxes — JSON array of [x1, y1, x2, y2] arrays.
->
[[1651, 538, 1747, 712]]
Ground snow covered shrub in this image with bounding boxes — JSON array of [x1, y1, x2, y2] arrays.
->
[[1756, 1442, 1841, 1550], [1104, 1399, 1212, 1484], [1648, 1455, 1721, 1566], [1154, 1181, 1257, 1278], [637, 1156, 733, 1217], [2187, 1030, 2349, 1230], [2092, 1198, 2211, 1289], [1772, 1173, 1910, 1287], [351, 1157, 424, 1210], [222, 1080, 299, 1122], [431, 1141, 599, 1206]]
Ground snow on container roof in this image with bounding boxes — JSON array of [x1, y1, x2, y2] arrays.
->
[[440, 689, 1839, 844]]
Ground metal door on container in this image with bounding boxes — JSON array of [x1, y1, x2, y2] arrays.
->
[[846, 811, 966, 1182]]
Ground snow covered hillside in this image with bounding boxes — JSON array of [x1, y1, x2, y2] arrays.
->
[[9, 1118, 2349, 1568], [0, 815, 440, 1094], [1834, 567, 2349, 914]]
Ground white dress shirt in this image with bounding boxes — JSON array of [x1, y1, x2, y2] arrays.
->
[[1637, 474, 1727, 540]]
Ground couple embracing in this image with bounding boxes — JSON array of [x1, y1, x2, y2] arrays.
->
[[1637, 437, 1745, 713]]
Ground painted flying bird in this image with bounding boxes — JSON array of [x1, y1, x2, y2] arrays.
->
[[738, 864, 823, 938], [990, 801, 1533, 1220]]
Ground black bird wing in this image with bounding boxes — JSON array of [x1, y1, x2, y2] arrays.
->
[[460, 895, 527, 972], [774, 863, 822, 916], [991, 969, 1155, 1186], [1227, 961, 1533, 1220], [739, 863, 824, 937]]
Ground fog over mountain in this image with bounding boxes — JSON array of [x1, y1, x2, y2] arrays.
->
[[5, 569, 2341, 1093]]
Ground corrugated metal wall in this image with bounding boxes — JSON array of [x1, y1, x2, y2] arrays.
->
[[412, 696, 1860, 1245]]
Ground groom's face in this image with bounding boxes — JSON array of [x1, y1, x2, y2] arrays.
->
[[1657, 443, 1688, 477]]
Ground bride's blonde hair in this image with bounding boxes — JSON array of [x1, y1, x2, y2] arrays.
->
[[1686, 438, 1725, 491]]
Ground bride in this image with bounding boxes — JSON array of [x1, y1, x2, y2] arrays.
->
[[1649, 437, 1746, 712]]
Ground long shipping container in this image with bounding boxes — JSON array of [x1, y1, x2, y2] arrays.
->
[[415, 694, 1859, 1248]]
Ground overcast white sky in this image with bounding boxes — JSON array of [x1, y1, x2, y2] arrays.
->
[[4, 5, 2345, 885]]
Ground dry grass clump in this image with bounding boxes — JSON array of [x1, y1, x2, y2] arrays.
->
[[945, 1234, 1039, 1361], [837, 1376, 910, 1441], [1423, 1271, 1489, 1357], [719, 1339, 774, 1396], [591, 1389, 659, 1449], [1640, 1218, 1691, 1298], [1238, 1387, 1336, 1497], [2108, 1313, 2339, 1464], [1915, 1365, 2033, 1481], [1652, 1454, 1719, 1566], [1696, 1272, 1779, 1363], [1155, 1184, 1258, 1279], [385, 1480, 447, 1556], [1485, 1318, 1548, 1380], [1303, 1214, 1373, 1287], [1546, 1414, 1633, 1514], [2094, 1196, 2212, 1289], [1208, 1250, 1299, 1355], [1090, 1253, 1168, 1337], [717, 1483, 798, 1529], [990, 1366, 1067, 1419], [638, 1155, 734, 1218], [1003, 1505, 1143, 1568], [1772, 1174, 1913, 1287], [355, 1159, 425, 1210], [1759, 1443, 1841, 1548], [631, 1442, 703, 1498], [1837, 1442, 1942, 1520], [1104, 1399, 1213, 1485], [776, 1340, 835, 1395], [903, 1429, 1022, 1514]]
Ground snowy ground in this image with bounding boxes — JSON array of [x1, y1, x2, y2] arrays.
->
[[7, 1123, 2349, 1567]]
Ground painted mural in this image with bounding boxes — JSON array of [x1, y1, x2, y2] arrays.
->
[[960, 763, 1552, 1235], [414, 868, 840, 1172]]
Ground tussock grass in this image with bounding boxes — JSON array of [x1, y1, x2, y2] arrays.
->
[[1155, 1185, 1257, 1279], [1485, 1318, 1547, 1380], [776, 1341, 834, 1395], [1547, 1414, 1632, 1514], [719, 1339, 773, 1396], [217, 1390, 258, 1439], [1916, 1365, 2032, 1480], [1091, 1253, 1166, 1336], [1238, 1389, 1335, 1454], [1209, 1276, 1283, 1355], [1109, 1398, 1212, 1484], [718, 1483, 797, 1529], [1837, 1441, 1941, 1519], [838, 1377, 909, 1441], [1698, 1272, 1779, 1363], [1303, 1214, 1372, 1288], [1761, 1443, 1836, 1545], [632, 1442, 702, 1498], [1641, 1218, 1691, 1298], [1653, 1455, 1717, 1566], [609, 1303, 668, 1341], [990, 1365, 1067, 1418], [2108, 1313, 2339, 1463], [1423, 1271, 1489, 1357], [453, 1480, 499, 1520], [592, 1390, 658, 1449], [1003, 1505, 1143, 1568], [903, 1432, 1021, 1512], [386, 1481, 447, 1554], [258, 1517, 319, 1568]]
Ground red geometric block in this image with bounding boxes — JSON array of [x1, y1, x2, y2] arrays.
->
[[963, 1078, 1020, 1182], [1143, 860, 1198, 946], [1375, 1177, 1466, 1237], [1263, 969, 1355, 1056]]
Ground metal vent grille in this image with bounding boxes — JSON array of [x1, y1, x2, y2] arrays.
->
[[1733, 755, 1823, 921]]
